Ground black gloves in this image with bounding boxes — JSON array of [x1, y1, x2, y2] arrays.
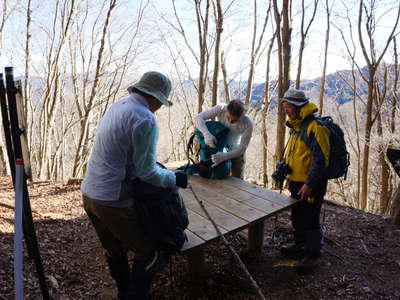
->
[[175, 171, 188, 188]]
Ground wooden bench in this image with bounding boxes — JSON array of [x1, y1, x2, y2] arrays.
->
[[178, 174, 298, 276]]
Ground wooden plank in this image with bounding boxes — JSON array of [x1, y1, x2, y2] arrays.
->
[[223, 176, 297, 207], [189, 175, 290, 214], [190, 176, 287, 214], [188, 179, 265, 223], [186, 209, 227, 241], [181, 230, 205, 251], [180, 189, 248, 231]]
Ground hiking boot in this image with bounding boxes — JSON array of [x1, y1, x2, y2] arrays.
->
[[127, 251, 169, 300], [280, 243, 305, 258], [296, 257, 320, 274]]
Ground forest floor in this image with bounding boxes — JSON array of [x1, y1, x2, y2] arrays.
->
[[1, 175, 400, 300]]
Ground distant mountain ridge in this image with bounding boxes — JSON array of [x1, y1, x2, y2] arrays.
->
[[247, 67, 373, 107]]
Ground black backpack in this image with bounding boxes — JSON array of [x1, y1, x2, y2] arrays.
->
[[298, 115, 350, 180], [129, 167, 189, 255]]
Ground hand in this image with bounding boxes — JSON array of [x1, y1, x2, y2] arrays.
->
[[211, 152, 226, 168], [204, 133, 217, 148], [175, 171, 188, 188], [297, 184, 312, 201]]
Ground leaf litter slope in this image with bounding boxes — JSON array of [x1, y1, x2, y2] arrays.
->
[[0, 175, 399, 299]]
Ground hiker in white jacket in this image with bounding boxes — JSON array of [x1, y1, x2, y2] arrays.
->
[[194, 100, 253, 179]]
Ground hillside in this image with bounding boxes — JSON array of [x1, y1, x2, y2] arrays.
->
[[0, 175, 399, 299]]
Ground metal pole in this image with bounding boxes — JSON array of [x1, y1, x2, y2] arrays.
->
[[5, 67, 50, 300], [15, 159, 24, 300]]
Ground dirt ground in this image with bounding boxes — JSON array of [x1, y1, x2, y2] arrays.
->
[[1, 175, 399, 300]]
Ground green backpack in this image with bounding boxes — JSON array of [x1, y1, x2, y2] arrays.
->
[[182, 121, 232, 179]]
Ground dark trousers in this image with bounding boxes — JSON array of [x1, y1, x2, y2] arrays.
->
[[288, 180, 327, 258], [231, 155, 245, 179], [82, 195, 154, 261]]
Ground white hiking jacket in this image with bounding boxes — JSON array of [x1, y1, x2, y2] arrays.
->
[[194, 104, 253, 161]]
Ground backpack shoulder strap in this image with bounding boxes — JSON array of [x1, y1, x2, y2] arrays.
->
[[186, 132, 196, 157], [299, 114, 316, 147]]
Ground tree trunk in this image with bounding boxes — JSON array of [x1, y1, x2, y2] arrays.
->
[[376, 104, 390, 213], [195, 0, 210, 113], [295, 0, 318, 89], [273, 0, 291, 172], [211, 0, 222, 107], [387, 183, 400, 225], [318, 0, 330, 116], [391, 37, 398, 136], [360, 74, 375, 210], [0, 145, 7, 175], [262, 33, 276, 188], [273, 0, 291, 175], [221, 51, 230, 103]]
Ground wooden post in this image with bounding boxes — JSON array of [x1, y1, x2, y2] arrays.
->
[[186, 246, 206, 277], [186, 246, 206, 297], [248, 220, 265, 253]]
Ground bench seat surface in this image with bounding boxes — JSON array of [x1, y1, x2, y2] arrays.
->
[[180, 174, 297, 251]]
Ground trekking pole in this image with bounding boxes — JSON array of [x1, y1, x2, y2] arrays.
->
[[188, 183, 266, 300], [4, 67, 50, 300], [1, 73, 35, 259], [0, 73, 16, 180]]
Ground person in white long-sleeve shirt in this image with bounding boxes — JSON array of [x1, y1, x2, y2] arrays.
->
[[81, 71, 187, 299], [194, 100, 253, 178]]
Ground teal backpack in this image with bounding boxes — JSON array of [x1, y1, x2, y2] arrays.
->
[[182, 121, 232, 179]]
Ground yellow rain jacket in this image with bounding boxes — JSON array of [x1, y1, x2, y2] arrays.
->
[[284, 102, 330, 188]]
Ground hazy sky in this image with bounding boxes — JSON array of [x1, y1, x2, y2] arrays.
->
[[0, 0, 399, 83]]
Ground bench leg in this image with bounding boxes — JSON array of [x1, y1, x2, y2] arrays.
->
[[186, 246, 205, 276], [247, 220, 265, 254], [186, 246, 206, 297]]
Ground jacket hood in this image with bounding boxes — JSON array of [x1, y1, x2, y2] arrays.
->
[[286, 102, 318, 130]]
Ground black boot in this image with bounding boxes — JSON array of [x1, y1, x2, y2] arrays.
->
[[281, 230, 306, 258], [126, 251, 168, 300], [296, 230, 322, 274], [280, 243, 305, 258], [105, 254, 130, 300]]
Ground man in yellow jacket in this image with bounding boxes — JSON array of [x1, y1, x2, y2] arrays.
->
[[278, 88, 330, 273]]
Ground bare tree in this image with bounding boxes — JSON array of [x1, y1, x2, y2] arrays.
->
[[374, 66, 391, 213], [36, 0, 79, 179], [195, 0, 211, 112], [245, 0, 271, 105], [262, 32, 277, 187], [358, 0, 400, 210], [333, 5, 362, 206], [0, 0, 17, 174], [318, 0, 331, 116], [0, 0, 18, 55], [71, 0, 117, 178], [211, 0, 223, 106], [221, 50, 230, 102], [391, 37, 398, 136], [295, 0, 318, 89], [273, 0, 292, 178]]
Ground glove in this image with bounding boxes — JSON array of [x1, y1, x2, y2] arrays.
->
[[204, 133, 217, 148], [211, 152, 226, 168], [175, 171, 188, 188]]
